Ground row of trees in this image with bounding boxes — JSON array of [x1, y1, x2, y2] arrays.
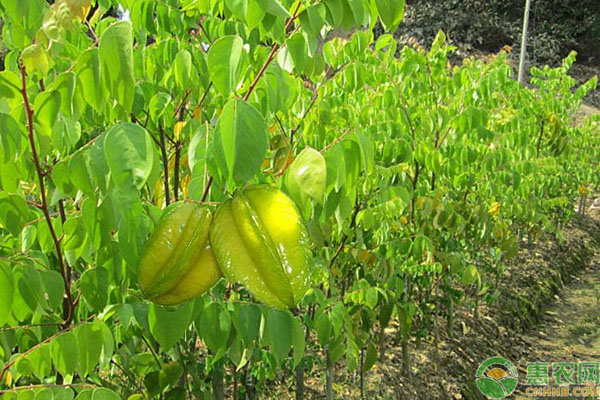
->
[[0, 0, 598, 399]]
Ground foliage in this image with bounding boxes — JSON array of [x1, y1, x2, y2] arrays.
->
[[0, 0, 598, 399], [395, 0, 600, 65]]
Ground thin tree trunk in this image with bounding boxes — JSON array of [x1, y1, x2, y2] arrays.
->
[[326, 348, 334, 400], [233, 369, 238, 400], [402, 338, 410, 376], [360, 349, 365, 400], [295, 361, 305, 400], [244, 362, 255, 399], [378, 323, 386, 361], [212, 365, 224, 400], [447, 297, 455, 338]]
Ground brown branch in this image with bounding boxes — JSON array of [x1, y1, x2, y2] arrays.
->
[[291, 63, 351, 149], [536, 119, 545, 156], [274, 115, 287, 139], [173, 89, 192, 118], [290, 91, 319, 149], [110, 360, 145, 394], [410, 162, 420, 223], [0, 383, 97, 394], [244, 44, 281, 102], [19, 62, 74, 327], [158, 123, 171, 207], [199, 82, 213, 107], [173, 143, 182, 201], [201, 176, 213, 202], [85, 20, 99, 45], [201, 3, 302, 197], [243, 2, 302, 102], [0, 322, 66, 332], [0, 316, 93, 384], [27, 200, 43, 209], [197, 20, 213, 44], [141, 334, 162, 369], [320, 127, 353, 153], [328, 200, 361, 269]]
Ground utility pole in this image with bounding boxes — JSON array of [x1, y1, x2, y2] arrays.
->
[[518, 0, 532, 84]]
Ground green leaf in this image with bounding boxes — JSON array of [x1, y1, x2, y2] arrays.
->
[[51, 332, 79, 376], [76, 323, 104, 377], [76, 49, 107, 114], [265, 0, 290, 17], [173, 50, 193, 90], [285, 147, 327, 204], [21, 44, 52, 77], [226, 0, 248, 21], [0, 113, 24, 164], [199, 302, 232, 353], [62, 217, 85, 251], [33, 90, 61, 136], [74, 389, 94, 400], [15, 264, 47, 313], [364, 341, 378, 371], [345, 339, 359, 371], [1, 0, 46, 42], [40, 270, 65, 312], [104, 123, 154, 190], [343, 0, 367, 28], [324, 0, 344, 28], [232, 303, 261, 344], [0, 71, 21, 100], [374, 0, 405, 31], [207, 35, 244, 97], [51, 387, 75, 400], [247, 0, 267, 30], [143, 371, 161, 397], [291, 316, 305, 367], [148, 92, 172, 123], [51, 72, 77, 118], [211, 99, 267, 185], [286, 33, 308, 73], [99, 21, 135, 112], [314, 310, 332, 346], [298, 4, 326, 43], [265, 309, 293, 365], [0, 192, 29, 236], [159, 362, 183, 390], [91, 388, 121, 400], [0, 263, 14, 326], [149, 301, 194, 350], [80, 267, 109, 311], [34, 389, 53, 400]]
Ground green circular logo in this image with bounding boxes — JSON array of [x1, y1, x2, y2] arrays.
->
[[475, 356, 519, 399]]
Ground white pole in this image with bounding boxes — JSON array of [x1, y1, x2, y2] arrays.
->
[[518, 0, 532, 84]]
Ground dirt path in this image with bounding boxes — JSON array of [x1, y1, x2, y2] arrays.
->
[[513, 252, 600, 399]]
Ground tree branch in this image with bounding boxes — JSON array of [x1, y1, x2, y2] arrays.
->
[[243, 2, 302, 102], [159, 123, 171, 207], [202, 3, 302, 197], [328, 200, 361, 269], [320, 127, 353, 153], [0, 316, 93, 384], [19, 62, 74, 328]]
